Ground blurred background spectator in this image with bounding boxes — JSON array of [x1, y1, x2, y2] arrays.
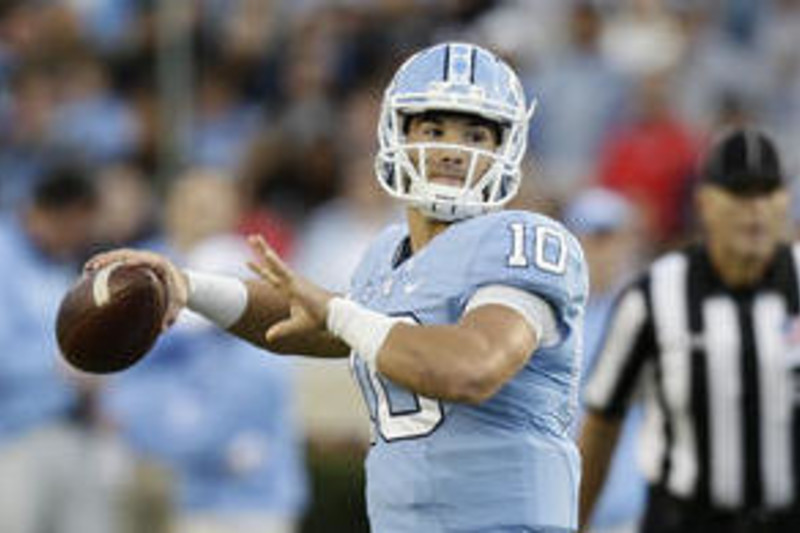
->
[[0, 168, 132, 533], [525, 2, 626, 200], [1, 0, 799, 531], [103, 171, 308, 533], [596, 70, 699, 246]]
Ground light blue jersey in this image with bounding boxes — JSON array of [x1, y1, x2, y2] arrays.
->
[[349, 210, 588, 532], [0, 216, 79, 441]]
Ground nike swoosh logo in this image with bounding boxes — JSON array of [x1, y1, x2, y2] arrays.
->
[[404, 282, 420, 294]]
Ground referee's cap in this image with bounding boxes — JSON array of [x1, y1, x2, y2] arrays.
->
[[701, 128, 784, 195]]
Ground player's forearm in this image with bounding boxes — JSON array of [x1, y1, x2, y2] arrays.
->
[[230, 281, 349, 357], [577, 412, 623, 531], [376, 323, 516, 404], [325, 299, 534, 403], [191, 277, 349, 358]]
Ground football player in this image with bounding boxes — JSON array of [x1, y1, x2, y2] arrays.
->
[[88, 43, 588, 532]]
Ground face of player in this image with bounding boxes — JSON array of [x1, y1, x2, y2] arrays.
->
[[404, 112, 501, 188], [698, 184, 789, 265]]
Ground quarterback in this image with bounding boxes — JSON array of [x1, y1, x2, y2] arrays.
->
[[88, 43, 588, 532]]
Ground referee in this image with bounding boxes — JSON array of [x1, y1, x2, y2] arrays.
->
[[578, 128, 800, 533]]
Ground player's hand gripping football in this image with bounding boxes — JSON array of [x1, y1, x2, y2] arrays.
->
[[248, 235, 336, 343], [84, 249, 189, 331]]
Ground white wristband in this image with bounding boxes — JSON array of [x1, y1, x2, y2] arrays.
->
[[326, 297, 399, 369], [185, 270, 249, 329]]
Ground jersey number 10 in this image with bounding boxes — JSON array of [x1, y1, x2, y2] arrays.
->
[[507, 222, 567, 274]]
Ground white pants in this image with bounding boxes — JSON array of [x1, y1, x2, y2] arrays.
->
[[0, 422, 132, 533]]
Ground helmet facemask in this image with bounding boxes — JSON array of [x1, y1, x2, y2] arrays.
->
[[378, 120, 517, 221]]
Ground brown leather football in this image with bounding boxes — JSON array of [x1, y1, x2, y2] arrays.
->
[[56, 262, 167, 373]]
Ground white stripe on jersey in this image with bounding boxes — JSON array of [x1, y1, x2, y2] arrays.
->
[[583, 288, 648, 409], [639, 365, 666, 483], [704, 296, 744, 506], [651, 253, 697, 498], [753, 294, 794, 507]]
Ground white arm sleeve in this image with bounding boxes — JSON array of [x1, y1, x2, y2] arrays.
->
[[185, 270, 249, 329], [465, 285, 560, 347]]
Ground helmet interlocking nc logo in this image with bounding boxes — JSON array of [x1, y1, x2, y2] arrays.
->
[[376, 43, 536, 221]]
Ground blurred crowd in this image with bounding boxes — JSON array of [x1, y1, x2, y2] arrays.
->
[[1, 0, 799, 532]]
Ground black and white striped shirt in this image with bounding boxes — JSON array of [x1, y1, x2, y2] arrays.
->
[[584, 243, 800, 511]]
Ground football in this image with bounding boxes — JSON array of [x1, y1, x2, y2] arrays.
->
[[56, 261, 168, 374]]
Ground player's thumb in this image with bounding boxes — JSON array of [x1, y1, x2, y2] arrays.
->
[[265, 319, 303, 343]]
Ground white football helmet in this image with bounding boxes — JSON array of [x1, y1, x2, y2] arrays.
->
[[376, 42, 536, 221]]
